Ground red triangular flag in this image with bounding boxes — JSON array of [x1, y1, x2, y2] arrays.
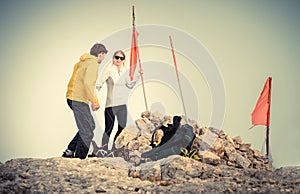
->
[[251, 77, 272, 128], [129, 26, 139, 81]]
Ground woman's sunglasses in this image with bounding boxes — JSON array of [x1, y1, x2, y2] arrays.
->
[[114, 56, 125, 61]]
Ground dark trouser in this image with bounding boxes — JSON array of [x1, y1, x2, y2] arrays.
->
[[67, 99, 95, 159], [102, 105, 127, 148]]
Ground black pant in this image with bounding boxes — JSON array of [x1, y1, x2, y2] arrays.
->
[[67, 99, 79, 151], [66, 99, 95, 159], [102, 105, 127, 147]]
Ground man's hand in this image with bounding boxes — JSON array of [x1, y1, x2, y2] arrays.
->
[[92, 103, 100, 111]]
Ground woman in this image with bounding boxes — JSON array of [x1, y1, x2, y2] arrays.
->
[[96, 50, 138, 154]]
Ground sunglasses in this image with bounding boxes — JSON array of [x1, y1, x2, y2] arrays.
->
[[114, 56, 125, 60]]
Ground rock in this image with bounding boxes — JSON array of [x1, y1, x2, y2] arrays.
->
[[209, 127, 222, 136], [126, 135, 151, 151], [225, 135, 235, 146], [253, 149, 265, 160], [163, 115, 172, 125], [224, 147, 251, 169], [239, 143, 251, 152], [233, 136, 243, 145], [149, 111, 164, 128], [235, 154, 251, 168], [213, 138, 224, 157], [200, 151, 221, 166], [197, 127, 208, 135], [115, 127, 139, 149], [135, 118, 155, 134], [213, 168, 222, 176], [192, 136, 211, 153], [225, 147, 237, 162], [141, 111, 151, 118], [131, 155, 208, 183]]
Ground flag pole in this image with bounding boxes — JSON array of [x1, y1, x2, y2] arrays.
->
[[265, 77, 272, 163], [132, 5, 148, 112], [266, 126, 270, 161], [169, 35, 188, 123]]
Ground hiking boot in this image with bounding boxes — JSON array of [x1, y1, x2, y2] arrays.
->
[[62, 149, 74, 158]]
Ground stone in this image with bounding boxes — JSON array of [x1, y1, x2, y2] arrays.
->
[[200, 151, 221, 165], [141, 111, 151, 118], [163, 115, 172, 125], [209, 127, 222, 136], [192, 137, 211, 153], [233, 136, 242, 145], [225, 147, 237, 162], [115, 128, 139, 149], [135, 118, 155, 134], [235, 154, 251, 169], [213, 138, 225, 156], [239, 143, 251, 152], [149, 111, 164, 128], [225, 135, 235, 146], [253, 149, 265, 160], [198, 127, 208, 135]]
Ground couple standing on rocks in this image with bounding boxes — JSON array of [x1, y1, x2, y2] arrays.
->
[[62, 43, 139, 159]]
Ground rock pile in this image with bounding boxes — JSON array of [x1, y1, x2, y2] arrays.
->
[[115, 111, 269, 169]]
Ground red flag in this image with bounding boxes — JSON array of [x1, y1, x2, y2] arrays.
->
[[251, 77, 272, 128], [129, 26, 139, 81]]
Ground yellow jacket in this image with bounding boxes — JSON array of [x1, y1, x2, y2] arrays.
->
[[66, 53, 99, 106]]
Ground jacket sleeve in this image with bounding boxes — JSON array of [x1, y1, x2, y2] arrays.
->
[[96, 66, 110, 92], [84, 61, 99, 105]]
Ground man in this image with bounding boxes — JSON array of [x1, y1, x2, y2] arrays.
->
[[63, 43, 107, 159]]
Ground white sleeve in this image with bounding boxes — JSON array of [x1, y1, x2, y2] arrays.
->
[[126, 67, 141, 89], [96, 66, 110, 92]]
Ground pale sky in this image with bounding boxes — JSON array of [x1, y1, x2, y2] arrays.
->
[[0, 0, 299, 168]]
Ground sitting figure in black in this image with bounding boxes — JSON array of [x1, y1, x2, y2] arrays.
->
[[150, 116, 182, 148], [142, 116, 195, 161]]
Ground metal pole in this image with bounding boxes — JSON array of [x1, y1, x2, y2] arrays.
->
[[132, 5, 148, 112], [169, 35, 188, 123], [266, 126, 270, 159], [265, 77, 272, 163]]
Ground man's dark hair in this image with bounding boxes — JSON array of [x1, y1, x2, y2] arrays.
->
[[90, 43, 108, 57]]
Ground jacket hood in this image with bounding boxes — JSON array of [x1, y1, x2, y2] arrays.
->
[[80, 53, 96, 61]]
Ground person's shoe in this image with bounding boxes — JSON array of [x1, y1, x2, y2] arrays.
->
[[95, 149, 108, 158], [106, 150, 116, 158], [62, 149, 74, 158], [88, 153, 97, 158], [99, 144, 108, 151]]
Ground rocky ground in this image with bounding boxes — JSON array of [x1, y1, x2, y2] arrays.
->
[[0, 156, 299, 193], [1, 112, 299, 193]]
